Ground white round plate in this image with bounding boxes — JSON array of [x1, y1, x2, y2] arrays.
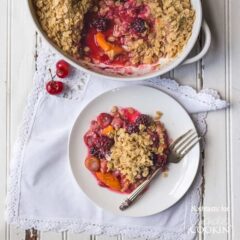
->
[[69, 85, 200, 217]]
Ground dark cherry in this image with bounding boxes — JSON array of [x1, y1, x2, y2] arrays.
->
[[97, 113, 113, 128], [111, 117, 123, 129], [84, 131, 99, 147], [85, 157, 100, 172]]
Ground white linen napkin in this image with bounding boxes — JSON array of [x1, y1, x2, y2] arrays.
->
[[6, 45, 228, 240]]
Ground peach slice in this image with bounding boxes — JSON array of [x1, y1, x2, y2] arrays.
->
[[95, 172, 121, 191], [95, 32, 112, 51], [95, 32, 124, 58]]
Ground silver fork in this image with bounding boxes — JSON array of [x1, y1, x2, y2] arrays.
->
[[119, 129, 201, 211]]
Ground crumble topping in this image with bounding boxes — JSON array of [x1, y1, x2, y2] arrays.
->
[[33, 0, 195, 68], [34, 0, 92, 55], [125, 0, 195, 64], [109, 128, 153, 183], [108, 119, 168, 183]]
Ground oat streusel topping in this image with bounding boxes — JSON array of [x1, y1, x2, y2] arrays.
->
[[109, 128, 153, 183], [34, 0, 92, 55], [34, 0, 195, 67], [108, 121, 167, 183], [126, 0, 195, 65]]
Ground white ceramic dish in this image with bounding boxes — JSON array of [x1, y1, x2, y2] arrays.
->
[[27, 0, 211, 81], [69, 85, 200, 217]]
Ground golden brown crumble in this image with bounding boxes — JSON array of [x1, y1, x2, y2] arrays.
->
[[34, 0, 92, 56], [33, 0, 195, 66], [126, 0, 195, 65], [108, 121, 168, 183]]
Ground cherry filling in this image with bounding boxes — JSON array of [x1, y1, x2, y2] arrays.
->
[[79, 0, 153, 66]]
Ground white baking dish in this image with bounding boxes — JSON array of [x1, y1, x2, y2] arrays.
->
[[27, 0, 211, 81]]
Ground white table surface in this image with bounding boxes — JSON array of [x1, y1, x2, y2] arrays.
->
[[0, 0, 240, 239]]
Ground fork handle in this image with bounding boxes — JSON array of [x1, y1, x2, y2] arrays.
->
[[119, 168, 161, 211]]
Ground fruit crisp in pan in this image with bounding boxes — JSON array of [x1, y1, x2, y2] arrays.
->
[[33, 0, 195, 68], [84, 107, 169, 194]]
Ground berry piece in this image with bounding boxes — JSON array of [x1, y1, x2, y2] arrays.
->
[[84, 131, 99, 147], [90, 135, 114, 158], [90, 120, 100, 131], [121, 108, 140, 122], [97, 113, 113, 128], [131, 18, 147, 33], [120, 178, 132, 193], [125, 123, 139, 134], [92, 17, 109, 32], [111, 117, 123, 129], [150, 132, 160, 147], [85, 156, 100, 172], [88, 135, 114, 158], [150, 153, 158, 164], [157, 155, 168, 167], [150, 153, 167, 167], [46, 80, 64, 95], [112, 170, 121, 178], [135, 114, 153, 126], [95, 136, 114, 152], [100, 160, 108, 173], [89, 148, 104, 159], [98, 181, 107, 187], [89, 147, 99, 157], [56, 60, 70, 78]]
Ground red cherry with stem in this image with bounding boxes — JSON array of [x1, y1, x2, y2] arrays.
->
[[46, 69, 64, 95], [56, 60, 70, 78], [46, 81, 64, 95]]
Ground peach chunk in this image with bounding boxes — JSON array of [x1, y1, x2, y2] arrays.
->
[[95, 172, 121, 191], [95, 32, 124, 58]]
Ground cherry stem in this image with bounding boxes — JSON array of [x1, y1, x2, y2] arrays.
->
[[48, 69, 56, 81]]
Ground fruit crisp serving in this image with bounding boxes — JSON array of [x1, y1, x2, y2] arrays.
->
[[84, 107, 169, 194], [34, 0, 195, 70]]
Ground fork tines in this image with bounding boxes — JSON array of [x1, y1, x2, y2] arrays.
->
[[171, 129, 201, 158]]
